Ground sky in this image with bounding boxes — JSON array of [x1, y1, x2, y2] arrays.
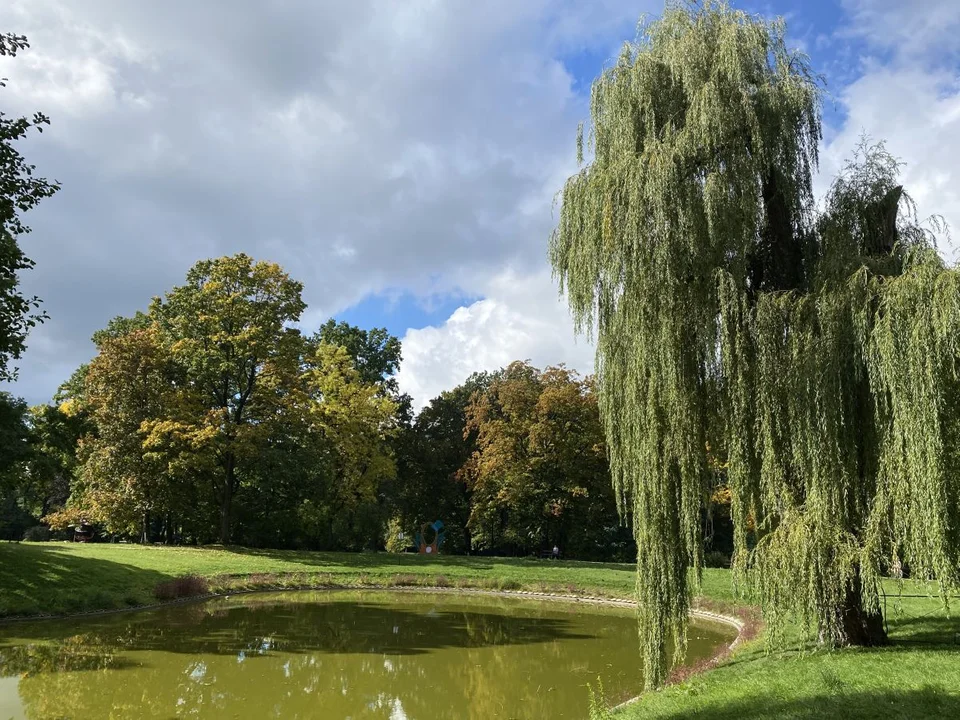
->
[[1, 0, 958, 411]]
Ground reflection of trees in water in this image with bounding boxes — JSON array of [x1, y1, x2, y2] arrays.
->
[[0, 595, 658, 719], [0, 633, 132, 675], [460, 612, 585, 720]]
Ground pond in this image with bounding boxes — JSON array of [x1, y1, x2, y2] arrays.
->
[[0, 590, 734, 719]]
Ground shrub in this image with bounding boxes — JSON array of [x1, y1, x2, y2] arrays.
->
[[384, 517, 408, 554], [22, 525, 50, 542], [154, 575, 210, 601]]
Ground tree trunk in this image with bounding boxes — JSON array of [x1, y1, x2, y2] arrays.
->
[[219, 456, 235, 545], [141, 512, 151, 544], [219, 491, 232, 544], [838, 568, 888, 646]]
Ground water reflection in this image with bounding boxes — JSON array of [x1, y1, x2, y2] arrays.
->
[[0, 591, 733, 719]]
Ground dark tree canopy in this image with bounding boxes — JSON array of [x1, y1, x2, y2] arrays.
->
[[389, 371, 493, 554], [551, 1, 958, 687]]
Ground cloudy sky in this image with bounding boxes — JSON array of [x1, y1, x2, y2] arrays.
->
[[1, 0, 958, 410]]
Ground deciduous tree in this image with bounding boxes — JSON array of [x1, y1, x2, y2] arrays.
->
[[462, 362, 628, 559], [299, 343, 397, 548], [149, 254, 307, 544], [313, 320, 402, 392], [54, 327, 179, 539], [551, 0, 959, 687], [391, 372, 493, 553]]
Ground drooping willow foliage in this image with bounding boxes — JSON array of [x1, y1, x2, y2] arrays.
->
[[550, 0, 960, 689]]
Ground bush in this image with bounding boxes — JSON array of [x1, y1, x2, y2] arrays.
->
[[22, 525, 50, 542], [154, 575, 210, 601], [384, 517, 408, 554]]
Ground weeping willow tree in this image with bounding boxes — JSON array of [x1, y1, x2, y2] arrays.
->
[[551, 0, 960, 689]]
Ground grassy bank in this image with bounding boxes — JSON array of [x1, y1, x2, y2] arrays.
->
[[613, 583, 960, 719], [0, 541, 676, 617], [1, 542, 957, 719]]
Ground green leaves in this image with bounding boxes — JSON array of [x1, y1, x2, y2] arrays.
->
[[0, 32, 60, 381], [461, 362, 623, 559], [552, 0, 957, 688], [553, 1, 822, 687], [313, 320, 402, 392], [61, 254, 402, 549]]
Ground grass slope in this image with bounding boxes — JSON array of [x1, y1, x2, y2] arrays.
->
[[0, 542, 653, 616], [1, 542, 957, 719]]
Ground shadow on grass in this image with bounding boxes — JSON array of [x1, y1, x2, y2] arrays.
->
[[222, 545, 495, 570], [887, 613, 960, 647], [222, 545, 636, 574], [649, 686, 960, 719], [0, 543, 169, 618]]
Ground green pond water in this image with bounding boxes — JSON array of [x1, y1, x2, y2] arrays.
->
[[0, 590, 733, 719]]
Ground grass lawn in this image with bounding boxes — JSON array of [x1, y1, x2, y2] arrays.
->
[[1, 542, 957, 719], [0, 541, 659, 617]]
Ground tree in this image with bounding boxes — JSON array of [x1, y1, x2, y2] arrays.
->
[[392, 372, 493, 553], [313, 320, 402, 392], [90, 311, 152, 347], [49, 259, 411, 547], [461, 362, 629, 559], [0, 33, 60, 382], [0, 391, 31, 538], [53, 327, 180, 539], [22, 402, 88, 519], [550, 1, 958, 688], [0, 391, 28, 482], [149, 254, 307, 544], [298, 343, 397, 549]]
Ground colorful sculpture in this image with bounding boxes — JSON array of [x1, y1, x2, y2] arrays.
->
[[415, 520, 446, 555]]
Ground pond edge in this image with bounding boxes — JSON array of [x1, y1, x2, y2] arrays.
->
[[0, 584, 745, 638], [0, 584, 747, 713]]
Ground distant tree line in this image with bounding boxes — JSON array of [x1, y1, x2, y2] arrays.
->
[[0, 253, 678, 561]]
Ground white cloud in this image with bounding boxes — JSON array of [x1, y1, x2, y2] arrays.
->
[[839, 0, 960, 62], [398, 0, 960, 410], [6, 0, 953, 412], [397, 268, 594, 410], [0, 0, 645, 403], [823, 0, 960, 259]]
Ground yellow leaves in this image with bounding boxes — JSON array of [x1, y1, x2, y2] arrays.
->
[[40, 507, 82, 531], [304, 342, 398, 506], [710, 485, 732, 505], [705, 440, 729, 472]]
